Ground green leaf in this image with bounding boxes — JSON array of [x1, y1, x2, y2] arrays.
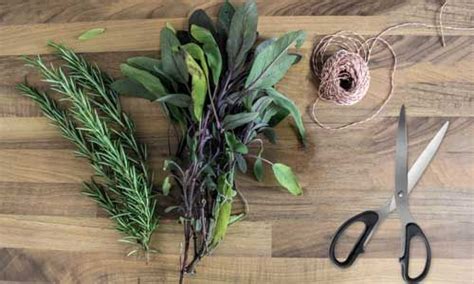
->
[[166, 22, 176, 34], [253, 157, 264, 182], [188, 9, 216, 36], [218, 0, 235, 35], [111, 79, 156, 101], [191, 25, 222, 84], [184, 52, 207, 121], [262, 127, 277, 144], [182, 43, 209, 80], [78, 28, 105, 41], [127, 56, 162, 73], [211, 174, 234, 247], [229, 213, 245, 225], [223, 112, 259, 130], [120, 64, 167, 97], [272, 163, 302, 196], [226, 0, 258, 70], [155, 94, 191, 107], [267, 105, 289, 126], [255, 38, 276, 55], [236, 154, 247, 173], [160, 27, 188, 84], [225, 132, 248, 154], [164, 206, 179, 213], [162, 176, 171, 196], [266, 88, 305, 140], [176, 30, 192, 44], [245, 30, 306, 90]]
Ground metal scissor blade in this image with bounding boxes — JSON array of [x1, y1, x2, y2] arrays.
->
[[395, 105, 409, 198], [388, 120, 450, 212]]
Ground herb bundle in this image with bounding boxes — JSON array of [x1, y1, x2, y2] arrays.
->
[[17, 42, 158, 257], [112, 0, 306, 278]]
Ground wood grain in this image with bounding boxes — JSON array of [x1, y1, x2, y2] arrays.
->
[[0, 0, 473, 283]]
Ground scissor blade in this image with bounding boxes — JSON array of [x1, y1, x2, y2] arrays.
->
[[395, 106, 408, 198], [388, 120, 450, 212]]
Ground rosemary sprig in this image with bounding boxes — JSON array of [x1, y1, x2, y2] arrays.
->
[[17, 46, 158, 255]]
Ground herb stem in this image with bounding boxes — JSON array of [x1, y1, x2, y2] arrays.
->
[[247, 154, 274, 166]]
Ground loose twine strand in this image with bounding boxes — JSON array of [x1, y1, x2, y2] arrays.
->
[[310, 0, 473, 130]]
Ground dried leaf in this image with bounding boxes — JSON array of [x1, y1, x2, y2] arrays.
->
[[78, 28, 105, 41]]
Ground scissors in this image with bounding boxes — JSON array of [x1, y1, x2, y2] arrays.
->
[[329, 105, 449, 282]]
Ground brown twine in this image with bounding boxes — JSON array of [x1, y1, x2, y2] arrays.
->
[[310, 0, 473, 130]]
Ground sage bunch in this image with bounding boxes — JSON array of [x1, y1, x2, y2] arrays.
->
[[17, 42, 158, 257], [111, 0, 306, 279]]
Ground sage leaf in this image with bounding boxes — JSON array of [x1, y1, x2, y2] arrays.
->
[[225, 132, 248, 154], [236, 154, 247, 173], [272, 163, 302, 196], [176, 30, 192, 44], [127, 56, 162, 73], [218, 0, 235, 35], [245, 30, 306, 90], [166, 22, 176, 34], [160, 27, 188, 84], [120, 63, 167, 97], [267, 88, 305, 140], [211, 175, 233, 247], [164, 206, 179, 213], [253, 156, 264, 182], [111, 79, 156, 101], [223, 112, 259, 130], [226, 0, 258, 70], [184, 52, 207, 121], [182, 43, 209, 80], [78, 28, 105, 41], [262, 127, 277, 144], [255, 38, 276, 55], [229, 213, 245, 225], [188, 9, 216, 36], [155, 94, 192, 107], [191, 25, 223, 84], [162, 176, 171, 196], [126, 57, 178, 91]]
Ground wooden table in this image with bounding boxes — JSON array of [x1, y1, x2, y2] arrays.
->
[[0, 0, 472, 283]]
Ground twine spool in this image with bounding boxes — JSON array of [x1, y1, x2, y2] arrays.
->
[[310, 0, 473, 130]]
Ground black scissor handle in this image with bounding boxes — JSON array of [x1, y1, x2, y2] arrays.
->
[[399, 223, 431, 283], [329, 210, 379, 268]]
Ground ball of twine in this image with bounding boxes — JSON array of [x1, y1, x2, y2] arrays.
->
[[310, 31, 396, 130], [309, 0, 473, 130], [317, 49, 370, 106]]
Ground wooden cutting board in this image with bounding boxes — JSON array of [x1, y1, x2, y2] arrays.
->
[[0, 0, 472, 283]]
